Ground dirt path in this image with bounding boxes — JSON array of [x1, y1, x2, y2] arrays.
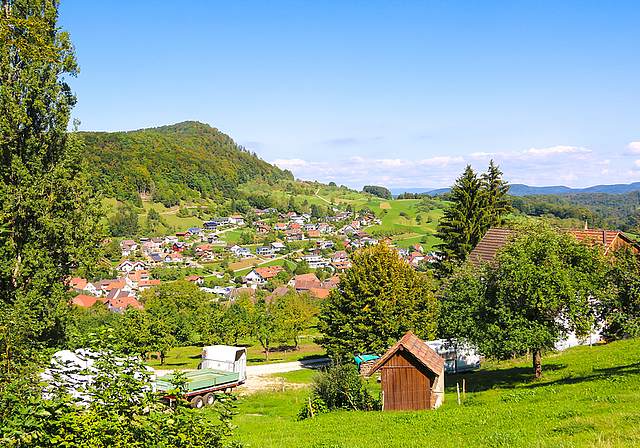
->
[[154, 357, 330, 394], [238, 357, 329, 394]]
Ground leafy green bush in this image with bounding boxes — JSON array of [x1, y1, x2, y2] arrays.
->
[[1, 350, 240, 447], [298, 363, 380, 419]]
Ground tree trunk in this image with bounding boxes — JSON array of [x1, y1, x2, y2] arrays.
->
[[533, 348, 542, 380]]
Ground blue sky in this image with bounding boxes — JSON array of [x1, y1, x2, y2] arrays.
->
[[59, 0, 640, 190]]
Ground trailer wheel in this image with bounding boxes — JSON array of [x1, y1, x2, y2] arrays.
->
[[190, 395, 205, 409], [203, 393, 215, 406]]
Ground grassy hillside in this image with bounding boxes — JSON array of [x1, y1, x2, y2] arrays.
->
[[227, 338, 640, 447]]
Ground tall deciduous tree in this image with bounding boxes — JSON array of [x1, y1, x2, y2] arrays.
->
[[318, 243, 439, 359], [0, 0, 103, 368], [439, 222, 609, 380]]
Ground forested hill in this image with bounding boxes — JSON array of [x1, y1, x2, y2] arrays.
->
[[80, 121, 293, 206]]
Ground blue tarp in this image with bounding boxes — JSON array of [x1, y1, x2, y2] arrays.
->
[[353, 354, 380, 369]]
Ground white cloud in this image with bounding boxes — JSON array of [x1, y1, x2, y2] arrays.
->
[[523, 146, 590, 157], [273, 158, 310, 168], [625, 142, 640, 154], [271, 143, 640, 190]]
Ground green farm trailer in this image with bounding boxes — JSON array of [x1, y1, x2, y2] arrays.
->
[[156, 345, 248, 409], [156, 368, 242, 409]]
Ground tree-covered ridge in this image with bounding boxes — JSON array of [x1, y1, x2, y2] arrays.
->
[[511, 191, 640, 232], [80, 121, 294, 206]]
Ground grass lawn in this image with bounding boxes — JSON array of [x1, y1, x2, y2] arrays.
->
[[230, 338, 640, 447], [146, 330, 326, 370]]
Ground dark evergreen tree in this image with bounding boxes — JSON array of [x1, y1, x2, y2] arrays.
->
[[481, 159, 512, 226], [436, 161, 512, 274], [436, 165, 487, 268]]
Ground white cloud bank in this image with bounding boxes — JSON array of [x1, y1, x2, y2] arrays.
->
[[273, 143, 640, 190]]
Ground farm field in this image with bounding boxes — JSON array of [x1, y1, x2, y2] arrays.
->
[[228, 338, 640, 447]]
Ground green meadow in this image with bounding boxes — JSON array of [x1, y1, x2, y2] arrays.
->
[[225, 338, 640, 448]]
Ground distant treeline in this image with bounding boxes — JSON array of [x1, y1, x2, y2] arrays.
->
[[516, 192, 640, 232], [362, 185, 392, 199], [510, 195, 609, 229], [80, 121, 293, 207]]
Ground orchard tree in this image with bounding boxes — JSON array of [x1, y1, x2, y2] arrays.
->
[[318, 243, 439, 359], [439, 222, 609, 380], [602, 246, 640, 339], [0, 0, 103, 368]]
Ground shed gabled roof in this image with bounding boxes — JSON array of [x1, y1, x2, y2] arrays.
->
[[365, 331, 444, 378]]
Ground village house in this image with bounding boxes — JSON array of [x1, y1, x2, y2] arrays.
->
[[186, 227, 202, 237], [256, 246, 275, 256], [72, 295, 107, 309], [115, 259, 147, 273], [245, 266, 286, 285], [164, 235, 179, 245], [301, 254, 328, 269], [165, 252, 184, 263], [317, 240, 334, 250], [228, 214, 245, 226], [186, 275, 205, 285], [138, 279, 161, 291]]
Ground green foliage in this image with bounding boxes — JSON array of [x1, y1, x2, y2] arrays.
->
[[0, 0, 103, 369], [361, 185, 392, 200], [80, 121, 293, 205], [439, 222, 609, 379], [510, 194, 608, 229], [1, 349, 238, 447], [602, 246, 640, 338], [306, 363, 380, 415], [108, 203, 139, 237], [436, 161, 511, 273], [318, 243, 439, 359]]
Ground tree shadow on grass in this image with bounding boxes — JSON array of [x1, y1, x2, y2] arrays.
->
[[445, 366, 532, 392], [444, 361, 569, 392], [527, 361, 640, 389]]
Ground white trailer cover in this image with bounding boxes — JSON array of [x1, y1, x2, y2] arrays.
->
[[200, 345, 247, 381]]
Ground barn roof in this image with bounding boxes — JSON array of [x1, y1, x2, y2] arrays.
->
[[468, 226, 640, 268], [365, 331, 444, 378], [468, 227, 514, 267]]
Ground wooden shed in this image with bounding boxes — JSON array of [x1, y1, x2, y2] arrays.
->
[[365, 331, 445, 411]]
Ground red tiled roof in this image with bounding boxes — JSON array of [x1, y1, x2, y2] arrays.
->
[[468, 227, 515, 267], [293, 273, 319, 282], [72, 295, 106, 309], [469, 226, 640, 268]]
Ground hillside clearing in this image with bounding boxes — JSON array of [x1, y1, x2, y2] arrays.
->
[[229, 338, 640, 447]]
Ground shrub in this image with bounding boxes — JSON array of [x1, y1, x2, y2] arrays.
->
[[298, 363, 380, 419]]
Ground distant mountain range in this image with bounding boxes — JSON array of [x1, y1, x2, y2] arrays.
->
[[390, 182, 640, 197]]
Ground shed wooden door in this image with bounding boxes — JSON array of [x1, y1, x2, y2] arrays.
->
[[381, 365, 431, 411]]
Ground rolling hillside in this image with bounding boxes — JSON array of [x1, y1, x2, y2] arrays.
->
[[80, 121, 293, 207]]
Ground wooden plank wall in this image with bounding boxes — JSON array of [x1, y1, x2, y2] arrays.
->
[[380, 351, 433, 411]]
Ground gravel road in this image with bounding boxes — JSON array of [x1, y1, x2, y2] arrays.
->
[[155, 357, 330, 394]]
